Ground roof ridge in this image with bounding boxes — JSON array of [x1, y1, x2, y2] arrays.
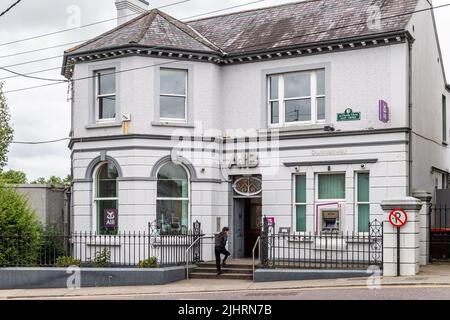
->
[[156, 10, 224, 53], [66, 10, 153, 53], [129, 9, 158, 44], [185, 0, 322, 23]]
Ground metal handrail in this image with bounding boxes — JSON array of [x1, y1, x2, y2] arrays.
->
[[252, 236, 261, 279], [185, 235, 215, 280]]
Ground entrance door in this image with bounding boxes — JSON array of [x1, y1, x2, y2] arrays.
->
[[233, 199, 245, 258], [233, 198, 262, 258]]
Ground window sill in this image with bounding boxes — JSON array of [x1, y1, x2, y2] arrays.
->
[[265, 123, 330, 133], [85, 122, 122, 129], [151, 121, 195, 128]]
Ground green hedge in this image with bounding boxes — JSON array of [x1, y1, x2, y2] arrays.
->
[[0, 184, 42, 266]]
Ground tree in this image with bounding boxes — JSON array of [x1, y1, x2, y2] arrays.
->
[[31, 174, 72, 187], [0, 184, 41, 266], [0, 83, 14, 171], [0, 169, 27, 184]]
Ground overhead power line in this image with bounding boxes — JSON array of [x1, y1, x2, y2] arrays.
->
[[0, 0, 191, 48], [4, 0, 450, 93], [0, 0, 266, 49], [0, 0, 269, 83], [0, 67, 66, 82], [0, 0, 267, 67], [0, 0, 23, 18], [12, 137, 69, 145]]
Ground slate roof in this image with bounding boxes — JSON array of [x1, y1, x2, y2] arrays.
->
[[66, 0, 419, 57]]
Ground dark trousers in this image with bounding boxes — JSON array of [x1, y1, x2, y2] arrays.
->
[[215, 247, 230, 271]]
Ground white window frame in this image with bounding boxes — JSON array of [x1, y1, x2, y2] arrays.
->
[[268, 69, 326, 127], [95, 69, 116, 123], [159, 68, 188, 123], [355, 171, 370, 234], [156, 163, 191, 234], [293, 174, 307, 233], [92, 162, 119, 234]]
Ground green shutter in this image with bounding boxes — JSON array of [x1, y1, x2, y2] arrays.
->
[[296, 205, 306, 232], [357, 173, 369, 202], [318, 174, 345, 199], [295, 175, 306, 203], [358, 204, 370, 232]]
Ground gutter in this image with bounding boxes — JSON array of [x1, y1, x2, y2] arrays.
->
[[407, 35, 415, 196]]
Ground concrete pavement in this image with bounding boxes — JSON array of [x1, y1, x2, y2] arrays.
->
[[2, 263, 450, 300]]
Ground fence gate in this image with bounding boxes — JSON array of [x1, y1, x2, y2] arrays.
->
[[430, 203, 450, 261]]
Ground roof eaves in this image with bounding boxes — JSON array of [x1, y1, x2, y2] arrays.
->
[[225, 29, 410, 58]]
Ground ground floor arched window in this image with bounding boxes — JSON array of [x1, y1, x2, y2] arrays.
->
[[94, 162, 119, 235], [156, 162, 189, 235]]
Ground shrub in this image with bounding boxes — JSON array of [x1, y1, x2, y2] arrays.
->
[[138, 257, 158, 268], [86, 248, 111, 268], [56, 256, 81, 268], [38, 226, 67, 265], [0, 184, 41, 266]]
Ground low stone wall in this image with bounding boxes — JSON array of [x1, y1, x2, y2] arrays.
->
[[0, 266, 186, 289], [253, 269, 369, 282]]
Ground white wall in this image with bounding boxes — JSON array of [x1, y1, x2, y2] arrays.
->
[[72, 44, 409, 138], [407, 0, 450, 194]]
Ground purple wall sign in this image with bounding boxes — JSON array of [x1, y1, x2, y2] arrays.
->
[[103, 209, 118, 229], [379, 100, 389, 123]]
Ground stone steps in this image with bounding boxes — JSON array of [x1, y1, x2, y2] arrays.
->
[[189, 261, 254, 281]]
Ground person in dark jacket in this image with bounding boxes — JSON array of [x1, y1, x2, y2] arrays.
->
[[215, 227, 230, 275]]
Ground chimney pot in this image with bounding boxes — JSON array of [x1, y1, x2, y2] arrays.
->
[[115, 0, 149, 25]]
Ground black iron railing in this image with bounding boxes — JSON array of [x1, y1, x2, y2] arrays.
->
[[430, 205, 450, 260], [0, 229, 203, 268], [259, 219, 383, 270]]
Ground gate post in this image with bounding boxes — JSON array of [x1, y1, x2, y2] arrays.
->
[[380, 197, 423, 276], [412, 190, 433, 266], [260, 217, 269, 268]]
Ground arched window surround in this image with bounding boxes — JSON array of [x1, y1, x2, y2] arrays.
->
[[156, 161, 191, 235], [92, 161, 119, 235]]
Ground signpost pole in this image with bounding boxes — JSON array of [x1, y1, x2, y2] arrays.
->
[[397, 227, 401, 277]]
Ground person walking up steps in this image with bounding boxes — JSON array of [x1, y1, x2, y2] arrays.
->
[[215, 227, 230, 276]]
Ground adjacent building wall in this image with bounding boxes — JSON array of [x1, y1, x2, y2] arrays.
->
[[14, 184, 69, 232], [407, 0, 450, 195]]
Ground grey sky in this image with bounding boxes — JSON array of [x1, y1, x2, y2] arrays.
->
[[0, 0, 449, 181]]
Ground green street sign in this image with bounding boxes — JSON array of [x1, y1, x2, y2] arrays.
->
[[337, 108, 361, 121]]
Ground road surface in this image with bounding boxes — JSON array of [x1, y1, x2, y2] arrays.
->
[[19, 285, 450, 300]]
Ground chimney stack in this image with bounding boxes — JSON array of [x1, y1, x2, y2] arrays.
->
[[115, 0, 149, 25]]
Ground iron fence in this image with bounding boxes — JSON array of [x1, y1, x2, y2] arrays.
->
[[430, 205, 450, 260], [0, 224, 203, 268], [260, 219, 383, 270]]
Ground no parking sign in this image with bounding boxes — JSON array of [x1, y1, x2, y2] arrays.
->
[[389, 209, 408, 228], [389, 208, 409, 277]]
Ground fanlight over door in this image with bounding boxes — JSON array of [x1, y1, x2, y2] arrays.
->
[[233, 176, 262, 197]]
